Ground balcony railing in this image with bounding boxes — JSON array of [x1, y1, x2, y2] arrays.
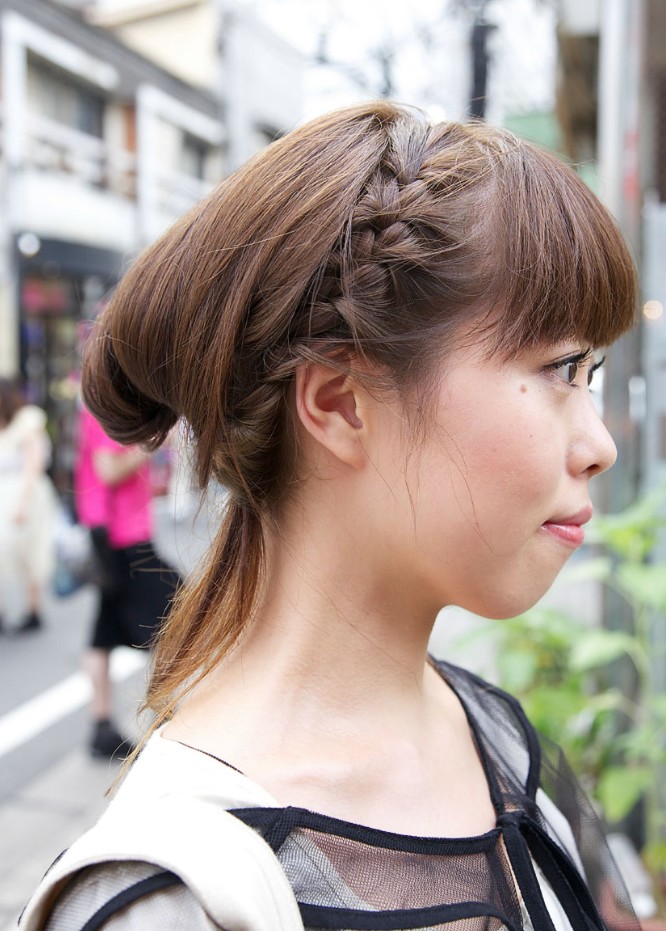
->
[[0, 107, 216, 221], [25, 113, 137, 198]]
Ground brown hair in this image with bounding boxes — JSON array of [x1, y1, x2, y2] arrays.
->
[[0, 378, 22, 428], [82, 101, 637, 730]]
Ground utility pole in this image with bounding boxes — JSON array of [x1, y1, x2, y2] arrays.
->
[[469, 16, 495, 119], [597, 0, 645, 514], [452, 0, 496, 120]]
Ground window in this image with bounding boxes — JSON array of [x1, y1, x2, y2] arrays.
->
[[181, 133, 209, 180], [28, 57, 105, 138]]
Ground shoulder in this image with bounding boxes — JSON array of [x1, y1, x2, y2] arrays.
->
[[20, 734, 303, 931], [432, 658, 542, 797], [115, 731, 281, 807], [41, 860, 219, 930]]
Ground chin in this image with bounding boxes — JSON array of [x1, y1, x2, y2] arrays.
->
[[463, 578, 559, 621]]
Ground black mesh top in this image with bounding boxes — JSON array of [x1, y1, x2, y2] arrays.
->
[[227, 660, 641, 931]]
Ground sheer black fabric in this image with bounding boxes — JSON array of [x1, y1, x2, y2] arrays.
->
[[230, 660, 642, 931]]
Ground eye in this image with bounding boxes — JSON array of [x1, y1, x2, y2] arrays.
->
[[557, 360, 580, 385], [587, 355, 606, 387], [545, 350, 601, 388], [548, 354, 587, 386]]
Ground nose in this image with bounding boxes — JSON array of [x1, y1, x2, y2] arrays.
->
[[570, 394, 617, 478]]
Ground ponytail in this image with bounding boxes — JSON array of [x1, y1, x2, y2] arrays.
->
[[147, 500, 263, 724]]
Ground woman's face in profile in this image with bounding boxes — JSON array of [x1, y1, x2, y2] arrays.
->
[[360, 339, 616, 621]]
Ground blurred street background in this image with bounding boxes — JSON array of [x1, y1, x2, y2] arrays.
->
[[1, 0, 666, 926]]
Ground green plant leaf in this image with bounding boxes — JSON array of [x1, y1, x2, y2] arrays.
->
[[570, 630, 637, 673], [585, 689, 626, 716], [643, 841, 666, 876], [597, 765, 653, 823], [616, 563, 666, 612], [650, 694, 666, 724], [588, 486, 666, 561], [497, 650, 538, 692], [524, 686, 587, 740]]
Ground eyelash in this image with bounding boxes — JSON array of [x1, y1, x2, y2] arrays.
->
[[547, 352, 606, 387]]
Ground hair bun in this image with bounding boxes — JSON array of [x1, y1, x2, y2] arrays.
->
[[81, 327, 178, 449]]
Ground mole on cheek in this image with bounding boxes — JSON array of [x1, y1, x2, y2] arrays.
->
[[519, 384, 528, 394]]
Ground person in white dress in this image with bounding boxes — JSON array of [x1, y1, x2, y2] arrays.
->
[[0, 378, 57, 633]]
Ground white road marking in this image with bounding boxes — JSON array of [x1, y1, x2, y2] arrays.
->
[[0, 648, 146, 758]]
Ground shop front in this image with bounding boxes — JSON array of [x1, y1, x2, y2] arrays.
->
[[16, 236, 124, 500]]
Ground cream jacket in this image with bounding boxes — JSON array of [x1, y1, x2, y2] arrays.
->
[[19, 733, 304, 930]]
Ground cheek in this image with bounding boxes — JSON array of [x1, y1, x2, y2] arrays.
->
[[445, 408, 556, 518]]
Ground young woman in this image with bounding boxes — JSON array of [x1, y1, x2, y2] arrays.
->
[[22, 102, 641, 931]]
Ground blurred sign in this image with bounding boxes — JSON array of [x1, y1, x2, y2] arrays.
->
[[21, 277, 73, 315]]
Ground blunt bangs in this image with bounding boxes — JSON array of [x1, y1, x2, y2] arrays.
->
[[481, 141, 638, 356]]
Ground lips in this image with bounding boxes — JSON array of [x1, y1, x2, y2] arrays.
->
[[541, 506, 593, 548]]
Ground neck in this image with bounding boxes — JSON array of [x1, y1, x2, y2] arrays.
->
[[166, 487, 496, 835], [241, 509, 438, 703], [175, 492, 445, 747]]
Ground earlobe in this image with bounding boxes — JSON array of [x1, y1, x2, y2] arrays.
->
[[295, 364, 365, 468]]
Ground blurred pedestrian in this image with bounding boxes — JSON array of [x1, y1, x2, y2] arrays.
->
[[73, 404, 181, 759], [0, 378, 56, 634]]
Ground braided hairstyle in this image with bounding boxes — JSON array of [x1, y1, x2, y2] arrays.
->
[[82, 101, 636, 725]]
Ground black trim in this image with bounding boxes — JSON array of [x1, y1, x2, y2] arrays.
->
[[231, 806, 501, 855], [523, 819, 605, 931], [234, 805, 295, 852], [298, 899, 520, 930], [434, 658, 543, 801], [499, 812, 557, 931], [80, 870, 183, 931], [172, 739, 246, 776], [505, 688, 543, 801]]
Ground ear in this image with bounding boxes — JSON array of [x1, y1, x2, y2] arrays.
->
[[294, 364, 366, 469]]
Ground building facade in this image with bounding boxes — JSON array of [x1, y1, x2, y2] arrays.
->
[[86, 0, 304, 170], [0, 0, 303, 492]]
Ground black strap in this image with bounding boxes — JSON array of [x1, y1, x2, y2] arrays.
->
[[500, 810, 606, 931], [298, 899, 521, 930], [80, 869, 183, 931], [499, 811, 558, 931], [522, 818, 606, 931]]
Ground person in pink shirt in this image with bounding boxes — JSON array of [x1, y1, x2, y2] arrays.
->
[[74, 405, 180, 758]]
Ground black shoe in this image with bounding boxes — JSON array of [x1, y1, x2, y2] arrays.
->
[[14, 612, 42, 634], [90, 719, 135, 760]]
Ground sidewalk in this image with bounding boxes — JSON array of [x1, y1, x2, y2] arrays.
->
[[0, 644, 150, 930], [0, 749, 123, 929]]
